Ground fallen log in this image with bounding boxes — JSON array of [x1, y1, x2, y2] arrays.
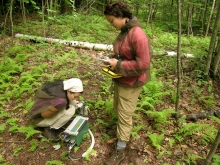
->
[[15, 33, 113, 51], [15, 33, 194, 57], [185, 108, 220, 121]]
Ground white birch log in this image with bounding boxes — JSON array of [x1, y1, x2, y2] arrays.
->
[[15, 33, 113, 51], [15, 33, 194, 58]]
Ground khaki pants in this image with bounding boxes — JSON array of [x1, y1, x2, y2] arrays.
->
[[114, 83, 142, 142], [114, 83, 143, 142], [35, 105, 76, 129]]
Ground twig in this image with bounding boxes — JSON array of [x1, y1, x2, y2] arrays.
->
[[0, 141, 25, 143]]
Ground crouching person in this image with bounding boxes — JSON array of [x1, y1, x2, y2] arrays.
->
[[28, 78, 84, 142]]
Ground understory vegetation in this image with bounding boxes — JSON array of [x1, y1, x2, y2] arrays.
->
[[0, 13, 220, 165]]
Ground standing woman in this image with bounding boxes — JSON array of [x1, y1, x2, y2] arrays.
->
[[103, 2, 151, 165], [29, 78, 83, 142]]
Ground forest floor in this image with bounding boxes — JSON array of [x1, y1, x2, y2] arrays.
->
[[1, 20, 220, 165]]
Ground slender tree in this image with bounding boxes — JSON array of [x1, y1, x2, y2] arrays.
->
[[20, 0, 26, 25], [204, 127, 220, 165], [175, 0, 182, 117], [202, 0, 209, 34], [187, 3, 193, 36], [42, 0, 45, 37], [147, 0, 153, 25], [9, 0, 14, 45], [212, 4, 220, 76], [205, 2, 220, 78], [205, 0, 216, 37]]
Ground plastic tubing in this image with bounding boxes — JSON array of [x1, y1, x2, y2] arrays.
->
[[82, 129, 95, 158]]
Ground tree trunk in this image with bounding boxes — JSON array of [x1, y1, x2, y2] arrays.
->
[[175, 0, 182, 117], [187, 4, 193, 36], [9, 0, 14, 45], [20, 0, 26, 25], [205, 0, 216, 37], [60, 0, 68, 14], [213, 36, 220, 76], [46, 0, 49, 16], [202, 0, 208, 34], [75, 0, 82, 8], [42, 0, 45, 38], [3, 0, 10, 54], [213, 5, 220, 76], [205, 2, 220, 78], [147, 0, 153, 25], [204, 127, 220, 165]]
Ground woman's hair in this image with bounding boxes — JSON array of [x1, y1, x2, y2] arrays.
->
[[104, 1, 132, 19]]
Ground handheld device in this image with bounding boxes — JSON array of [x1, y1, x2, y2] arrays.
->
[[101, 66, 122, 78], [99, 58, 110, 63]]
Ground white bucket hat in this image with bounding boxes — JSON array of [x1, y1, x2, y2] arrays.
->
[[63, 78, 83, 92]]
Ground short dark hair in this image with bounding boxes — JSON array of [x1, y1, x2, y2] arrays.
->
[[104, 2, 132, 19]]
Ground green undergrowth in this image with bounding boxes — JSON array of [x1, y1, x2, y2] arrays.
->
[[0, 12, 218, 165]]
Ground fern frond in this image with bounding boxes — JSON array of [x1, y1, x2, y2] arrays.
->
[[148, 132, 164, 150], [0, 123, 7, 133], [25, 98, 34, 112], [0, 112, 11, 118], [17, 126, 41, 139], [144, 109, 175, 129], [31, 63, 48, 74], [176, 123, 217, 144], [45, 160, 65, 165], [18, 75, 36, 84], [210, 116, 220, 124]]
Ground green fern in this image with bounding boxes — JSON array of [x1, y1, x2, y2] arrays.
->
[[6, 118, 19, 125], [13, 147, 23, 157], [24, 98, 34, 113], [0, 123, 7, 133], [148, 132, 164, 150], [17, 75, 36, 84], [185, 152, 202, 164], [30, 63, 48, 75], [139, 96, 161, 110], [175, 123, 217, 144], [0, 72, 14, 82], [144, 109, 176, 129], [15, 53, 31, 63], [131, 124, 143, 139], [96, 119, 108, 126], [210, 116, 220, 124], [0, 111, 11, 118], [29, 139, 38, 152], [212, 154, 220, 165], [17, 126, 41, 139], [105, 99, 114, 115], [139, 68, 171, 110], [1, 57, 23, 73], [6, 45, 28, 55], [133, 113, 142, 121], [45, 160, 65, 165], [95, 95, 105, 109]]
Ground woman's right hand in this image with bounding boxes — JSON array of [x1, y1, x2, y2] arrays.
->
[[109, 58, 118, 70]]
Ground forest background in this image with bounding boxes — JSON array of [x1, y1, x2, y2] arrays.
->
[[0, 0, 220, 165]]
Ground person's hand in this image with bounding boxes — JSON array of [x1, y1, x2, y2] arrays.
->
[[109, 58, 118, 70]]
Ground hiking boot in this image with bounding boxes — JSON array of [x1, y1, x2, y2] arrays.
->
[[42, 127, 60, 142], [105, 148, 125, 165]]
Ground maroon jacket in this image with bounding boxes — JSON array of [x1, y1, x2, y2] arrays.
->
[[114, 26, 151, 87]]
